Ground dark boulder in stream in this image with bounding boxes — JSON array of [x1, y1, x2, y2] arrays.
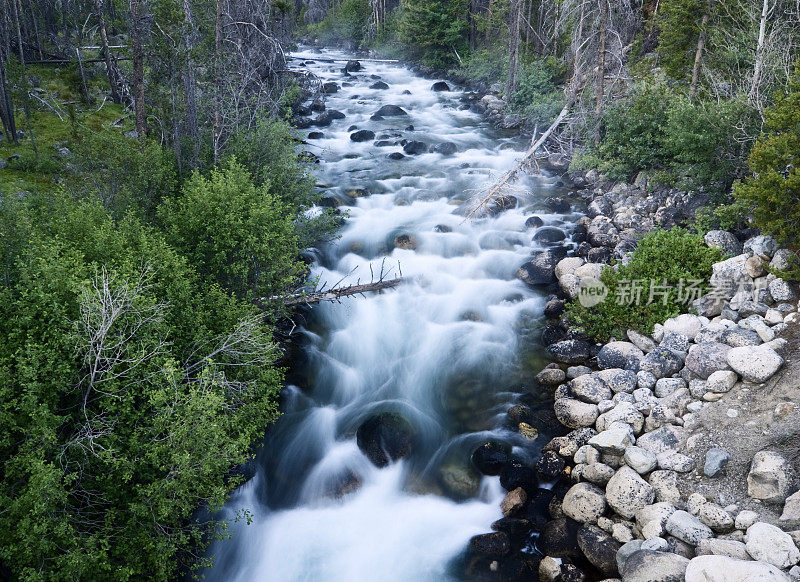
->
[[350, 130, 375, 142], [516, 247, 568, 286], [403, 141, 428, 155], [370, 81, 390, 89], [343, 59, 361, 72], [471, 440, 512, 476], [375, 104, 409, 116], [322, 82, 339, 94], [356, 412, 415, 467], [432, 81, 451, 91]]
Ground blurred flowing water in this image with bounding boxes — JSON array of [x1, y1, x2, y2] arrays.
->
[[204, 47, 580, 582]]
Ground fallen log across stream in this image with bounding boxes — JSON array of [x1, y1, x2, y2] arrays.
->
[[280, 277, 404, 307]]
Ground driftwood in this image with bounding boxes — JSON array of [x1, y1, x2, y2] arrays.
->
[[281, 277, 403, 306], [289, 53, 399, 64], [467, 101, 572, 218]]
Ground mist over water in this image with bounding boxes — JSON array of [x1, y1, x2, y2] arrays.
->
[[204, 47, 578, 582]]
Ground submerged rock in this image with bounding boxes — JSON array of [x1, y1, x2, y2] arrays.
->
[[356, 412, 415, 467]]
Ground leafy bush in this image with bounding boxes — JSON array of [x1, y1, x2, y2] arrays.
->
[[733, 68, 800, 274], [567, 228, 723, 341], [597, 84, 674, 180], [0, 191, 282, 581], [693, 198, 752, 233], [70, 129, 178, 219], [512, 57, 565, 124], [590, 84, 756, 193], [458, 48, 507, 85], [159, 159, 303, 302]]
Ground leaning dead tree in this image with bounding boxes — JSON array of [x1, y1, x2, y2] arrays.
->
[[275, 260, 404, 307]]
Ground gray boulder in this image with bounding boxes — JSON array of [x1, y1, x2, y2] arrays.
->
[[605, 466, 655, 519], [705, 230, 743, 256], [727, 345, 784, 383], [621, 550, 689, 582], [685, 342, 732, 379], [666, 510, 714, 546], [597, 341, 645, 370], [686, 555, 790, 582]]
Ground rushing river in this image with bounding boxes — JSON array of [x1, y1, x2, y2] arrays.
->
[[204, 47, 579, 581]]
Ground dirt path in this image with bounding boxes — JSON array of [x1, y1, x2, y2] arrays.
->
[[680, 326, 800, 523]]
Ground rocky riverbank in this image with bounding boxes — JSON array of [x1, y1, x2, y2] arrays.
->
[[464, 167, 800, 581]]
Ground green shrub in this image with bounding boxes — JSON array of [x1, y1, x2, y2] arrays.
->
[[512, 57, 565, 124], [733, 68, 800, 277], [458, 48, 507, 85], [158, 159, 303, 302], [70, 129, 178, 220], [597, 84, 674, 180], [0, 191, 283, 581], [693, 199, 752, 233], [566, 228, 723, 341]]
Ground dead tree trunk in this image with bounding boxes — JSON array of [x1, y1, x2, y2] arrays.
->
[[595, 0, 607, 116], [749, 0, 770, 104], [181, 0, 200, 168], [213, 0, 223, 163], [280, 278, 403, 307], [690, 1, 711, 96], [92, 0, 121, 103], [130, 0, 147, 138], [506, 0, 523, 99]]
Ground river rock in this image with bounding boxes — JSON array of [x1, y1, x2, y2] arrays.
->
[[432, 81, 450, 91], [370, 81, 390, 89], [547, 339, 592, 364], [582, 462, 616, 486], [698, 502, 734, 532], [696, 538, 750, 560], [587, 197, 613, 218], [706, 370, 738, 393], [535, 451, 565, 481], [595, 368, 638, 394], [589, 425, 635, 455], [639, 347, 684, 379], [596, 402, 645, 434], [621, 550, 689, 582], [666, 510, 714, 545], [356, 412, 415, 467], [710, 254, 749, 297], [350, 129, 375, 142], [554, 398, 599, 429], [744, 235, 779, 257], [685, 342, 732, 379], [534, 226, 567, 244], [554, 258, 583, 281], [322, 82, 339, 93], [571, 374, 612, 404], [746, 522, 800, 568], [562, 482, 607, 523], [705, 230, 743, 256], [625, 446, 658, 474], [577, 524, 621, 576], [704, 447, 731, 477], [537, 366, 566, 386], [517, 248, 569, 286], [606, 466, 655, 519], [471, 440, 511, 476], [727, 345, 784, 383], [627, 329, 658, 353], [780, 490, 800, 528], [649, 470, 681, 504], [770, 278, 797, 302], [539, 518, 583, 559], [501, 487, 527, 517], [686, 555, 790, 582], [374, 104, 408, 116], [663, 314, 705, 340], [597, 341, 645, 370], [747, 450, 795, 503], [403, 141, 428, 155], [499, 459, 537, 493], [470, 531, 511, 557]]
